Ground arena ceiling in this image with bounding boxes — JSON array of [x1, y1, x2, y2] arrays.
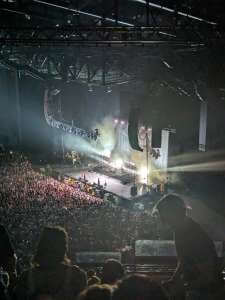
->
[[0, 0, 225, 99]]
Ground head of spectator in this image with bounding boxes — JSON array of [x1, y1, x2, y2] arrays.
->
[[101, 259, 124, 285], [78, 284, 112, 300], [112, 274, 167, 300], [88, 275, 101, 286], [154, 193, 186, 229], [87, 269, 96, 278], [33, 226, 70, 267]]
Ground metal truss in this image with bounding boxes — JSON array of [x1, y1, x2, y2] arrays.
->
[[0, 0, 224, 89], [0, 49, 133, 85], [44, 89, 100, 140], [0, 0, 223, 47], [0, 25, 220, 47]]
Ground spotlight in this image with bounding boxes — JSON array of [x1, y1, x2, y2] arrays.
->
[[106, 86, 112, 93], [139, 167, 148, 176], [138, 167, 148, 184], [120, 120, 125, 125], [114, 119, 119, 124], [112, 158, 123, 169], [88, 84, 93, 92]]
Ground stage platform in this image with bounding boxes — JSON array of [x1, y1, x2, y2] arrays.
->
[[54, 165, 134, 200]]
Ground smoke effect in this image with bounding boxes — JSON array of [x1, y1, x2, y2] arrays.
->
[[63, 116, 116, 158], [64, 134, 98, 155], [92, 116, 117, 156]]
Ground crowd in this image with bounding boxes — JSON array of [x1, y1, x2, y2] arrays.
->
[[0, 225, 168, 300], [1, 152, 224, 299], [0, 152, 160, 271]]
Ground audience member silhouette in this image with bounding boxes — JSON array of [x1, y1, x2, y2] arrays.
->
[[155, 193, 225, 300], [112, 274, 167, 300], [13, 226, 87, 300], [78, 284, 112, 300], [101, 259, 124, 285], [87, 269, 101, 286]]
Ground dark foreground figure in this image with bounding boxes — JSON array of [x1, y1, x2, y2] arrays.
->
[[155, 193, 225, 300], [13, 226, 87, 300]]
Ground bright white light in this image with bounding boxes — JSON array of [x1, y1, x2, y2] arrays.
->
[[88, 84, 93, 92], [138, 167, 148, 184], [111, 158, 123, 169], [120, 120, 125, 125], [114, 119, 119, 124], [125, 160, 135, 166], [139, 167, 148, 176], [102, 149, 111, 158]]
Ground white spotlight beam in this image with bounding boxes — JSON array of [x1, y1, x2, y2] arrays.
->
[[132, 0, 217, 26]]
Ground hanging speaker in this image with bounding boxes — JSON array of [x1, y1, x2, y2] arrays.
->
[[130, 185, 138, 196], [128, 108, 143, 152], [151, 128, 161, 148]]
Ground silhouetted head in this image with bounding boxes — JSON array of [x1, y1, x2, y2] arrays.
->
[[101, 259, 124, 285], [33, 226, 69, 267], [113, 274, 167, 300], [88, 275, 101, 286], [78, 284, 112, 300], [155, 194, 186, 229], [87, 269, 96, 278]]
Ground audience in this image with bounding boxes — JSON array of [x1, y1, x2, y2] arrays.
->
[[87, 270, 101, 286], [0, 152, 224, 300], [113, 274, 167, 300], [13, 226, 87, 300], [78, 284, 113, 300], [0, 152, 159, 271], [101, 259, 124, 285]]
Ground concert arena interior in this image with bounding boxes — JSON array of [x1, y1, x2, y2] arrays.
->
[[0, 1, 225, 299]]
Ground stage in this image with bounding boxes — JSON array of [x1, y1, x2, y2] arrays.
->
[[54, 165, 135, 200]]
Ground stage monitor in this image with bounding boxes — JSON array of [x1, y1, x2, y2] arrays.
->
[[76, 252, 121, 264]]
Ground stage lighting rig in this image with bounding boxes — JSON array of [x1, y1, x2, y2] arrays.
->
[[44, 89, 100, 141]]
